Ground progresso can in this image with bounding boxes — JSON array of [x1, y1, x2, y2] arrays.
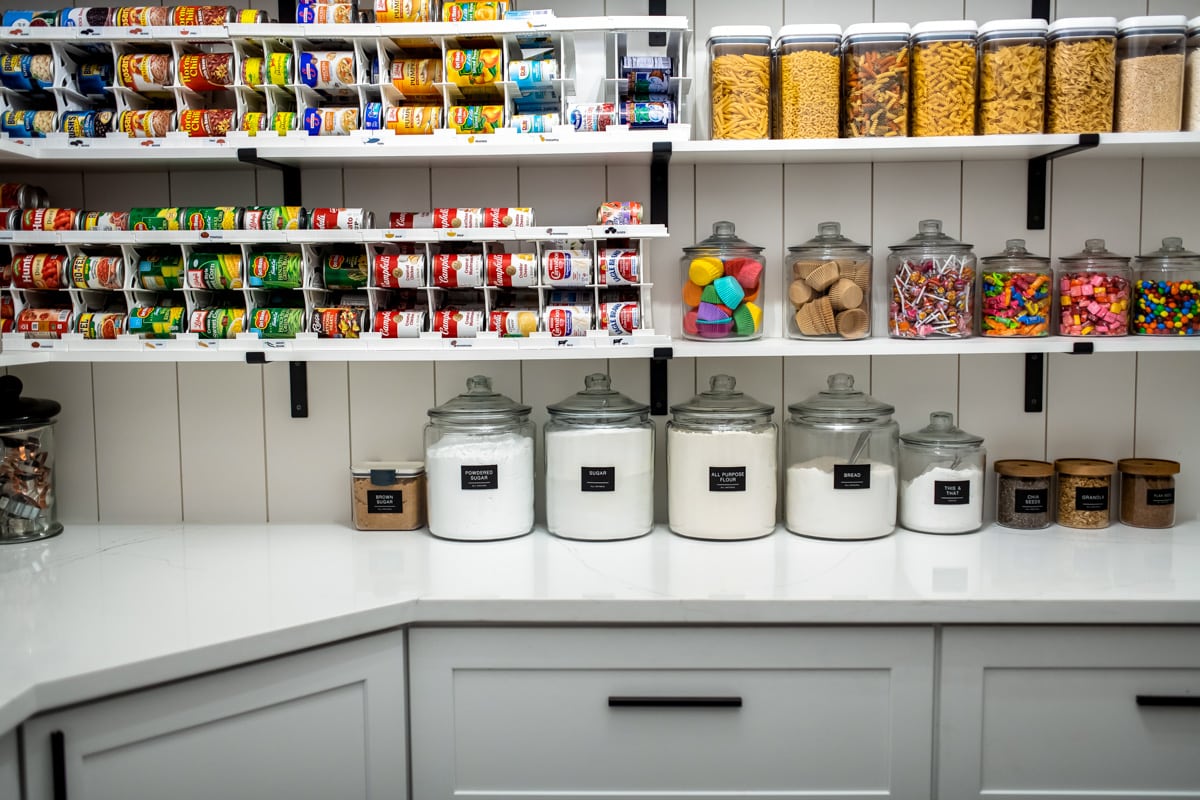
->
[[16, 308, 73, 339], [431, 253, 484, 288], [129, 207, 181, 230], [59, 110, 116, 138], [384, 105, 440, 135], [177, 53, 235, 92], [177, 108, 236, 137], [489, 309, 538, 337], [309, 306, 367, 338], [309, 207, 372, 230], [127, 305, 184, 338], [186, 252, 243, 289], [116, 53, 173, 92], [2, 110, 57, 138], [12, 253, 67, 289], [0, 183, 48, 209], [117, 109, 174, 138], [298, 51, 356, 91], [322, 252, 368, 288], [373, 253, 424, 288], [178, 206, 241, 230], [137, 254, 183, 289], [296, 3, 356, 23], [0, 54, 55, 91], [597, 248, 640, 284], [543, 250, 592, 286], [432, 308, 483, 338], [75, 61, 114, 94], [170, 5, 233, 25], [69, 254, 123, 289], [111, 6, 171, 25], [81, 211, 129, 231], [374, 0, 435, 23], [21, 208, 79, 231], [303, 106, 358, 136], [543, 305, 593, 337], [243, 206, 306, 231], [486, 252, 537, 287], [599, 301, 640, 334], [373, 309, 425, 338], [249, 307, 305, 339], [247, 251, 303, 287], [2, 10, 59, 27], [76, 311, 126, 340], [597, 201, 643, 225], [189, 307, 245, 339], [57, 7, 113, 26]]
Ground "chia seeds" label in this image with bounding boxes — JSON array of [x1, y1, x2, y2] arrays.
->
[[1015, 489, 1047, 514]]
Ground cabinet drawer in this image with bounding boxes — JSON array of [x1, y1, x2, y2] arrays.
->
[[410, 627, 934, 800], [940, 627, 1200, 800]]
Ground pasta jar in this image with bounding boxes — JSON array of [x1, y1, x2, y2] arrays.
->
[[1186, 17, 1200, 130], [977, 18, 1048, 134], [785, 373, 899, 540], [1056, 238, 1131, 336], [681, 220, 765, 340], [544, 373, 654, 542], [993, 459, 1053, 530], [1118, 458, 1180, 529], [1117, 16, 1187, 132], [667, 375, 776, 541], [708, 25, 772, 140], [1054, 458, 1115, 529], [424, 375, 535, 541], [842, 22, 910, 137], [1046, 17, 1118, 133], [0, 376, 62, 544], [785, 221, 871, 340], [887, 219, 976, 339], [773, 24, 840, 139], [1132, 236, 1200, 335], [910, 20, 978, 137], [899, 412, 986, 535], [980, 239, 1052, 337]]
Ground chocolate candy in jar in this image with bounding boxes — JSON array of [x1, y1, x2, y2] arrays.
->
[[0, 376, 63, 544], [1055, 238, 1131, 336], [680, 220, 765, 340], [980, 239, 1052, 337], [1131, 237, 1200, 335], [887, 219, 976, 339], [786, 221, 871, 340], [1054, 458, 1115, 529], [899, 412, 986, 535], [1118, 458, 1180, 528], [993, 459, 1053, 529]]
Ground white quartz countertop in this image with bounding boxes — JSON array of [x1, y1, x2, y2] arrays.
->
[[2, 521, 1199, 734]]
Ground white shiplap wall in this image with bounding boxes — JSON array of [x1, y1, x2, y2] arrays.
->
[[3, 0, 1199, 528]]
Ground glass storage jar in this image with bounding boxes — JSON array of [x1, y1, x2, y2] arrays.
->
[[708, 25, 772, 140], [887, 219, 976, 339], [1046, 17, 1118, 133], [424, 375, 534, 541], [899, 412, 986, 535], [1116, 15, 1187, 132], [681, 220, 765, 341], [910, 20, 978, 137], [993, 459, 1053, 530], [1054, 458, 1115, 529], [785, 373, 899, 540], [977, 18, 1048, 134], [1186, 17, 1200, 130], [773, 24, 840, 139], [842, 22, 911, 137], [1056, 238, 1132, 336], [0, 375, 62, 544], [667, 375, 776, 540], [980, 239, 1052, 337], [1118, 458, 1180, 528], [545, 373, 654, 541], [785, 221, 871, 340], [1132, 236, 1200, 335]]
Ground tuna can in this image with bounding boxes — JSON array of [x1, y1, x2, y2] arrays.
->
[[303, 106, 358, 135], [170, 5, 234, 25], [249, 307, 304, 338], [21, 208, 79, 231], [486, 252, 538, 287], [116, 53, 173, 92], [117, 109, 174, 138], [178, 206, 241, 230], [112, 6, 171, 25], [447, 104, 502, 134], [543, 250, 593, 286], [599, 301, 640, 334], [240, 112, 267, 134], [17, 308, 73, 339], [322, 252, 369, 288], [128, 207, 181, 230], [270, 111, 297, 134], [390, 59, 441, 94], [75, 61, 113, 95], [298, 51, 356, 91], [243, 206, 306, 230], [442, 1, 506, 22], [0, 54, 55, 92], [309, 207, 372, 230], [137, 254, 183, 289], [76, 311, 126, 340], [508, 59, 557, 90], [189, 307, 245, 339], [186, 252, 243, 289], [247, 251, 303, 287], [620, 100, 674, 129], [296, 3, 356, 24], [598, 248, 639, 284], [69, 254, 123, 289], [385, 105, 441, 134], [433, 308, 483, 337], [373, 253, 424, 288], [597, 201, 643, 225], [567, 103, 618, 132], [374, 0, 435, 23], [374, 309, 425, 338], [0, 209, 21, 230], [510, 113, 557, 134], [81, 211, 129, 231], [2, 110, 57, 138], [127, 305, 184, 338], [177, 53, 235, 92], [59, 110, 116, 138], [236, 8, 267, 23], [0, 183, 48, 209], [178, 109, 235, 137], [544, 304, 593, 337], [489, 309, 539, 337], [432, 253, 484, 288], [58, 8, 114, 26], [363, 102, 384, 130], [310, 306, 367, 338], [12, 253, 67, 289]]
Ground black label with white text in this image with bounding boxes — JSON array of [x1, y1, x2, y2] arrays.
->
[[581, 466, 616, 492], [1075, 486, 1109, 511], [1015, 488, 1047, 514], [934, 480, 970, 505], [367, 490, 403, 514], [1147, 488, 1175, 506], [708, 467, 746, 492], [834, 464, 871, 490], [461, 464, 498, 490]]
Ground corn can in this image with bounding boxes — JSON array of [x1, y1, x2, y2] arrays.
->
[[189, 307, 245, 339], [137, 254, 183, 289], [179, 206, 241, 230], [243, 206, 306, 231], [186, 252, 243, 289]]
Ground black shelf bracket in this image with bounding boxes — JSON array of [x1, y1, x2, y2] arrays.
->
[[650, 346, 673, 416], [648, 0, 666, 46], [1027, 134, 1099, 230], [289, 361, 309, 418], [1024, 353, 1044, 413], [650, 141, 672, 226], [238, 147, 302, 207]]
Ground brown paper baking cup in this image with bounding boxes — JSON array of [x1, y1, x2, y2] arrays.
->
[[843, 265, 871, 294], [815, 296, 836, 334], [836, 308, 869, 339], [829, 278, 863, 311], [795, 304, 821, 336], [791, 260, 823, 280], [805, 261, 840, 292], [788, 279, 814, 307]]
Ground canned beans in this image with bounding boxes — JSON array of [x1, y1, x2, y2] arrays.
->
[[117, 53, 173, 92], [178, 109, 235, 137], [177, 53, 235, 92], [118, 109, 174, 138]]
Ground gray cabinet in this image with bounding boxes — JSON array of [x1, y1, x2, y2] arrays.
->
[[1, 729, 18, 800]]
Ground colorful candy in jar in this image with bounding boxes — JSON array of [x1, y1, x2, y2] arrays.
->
[[680, 221, 764, 340], [979, 239, 1051, 337], [887, 219, 976, 339], [1055, 239, 1131, 337], [1131, 237, 1200, 335]]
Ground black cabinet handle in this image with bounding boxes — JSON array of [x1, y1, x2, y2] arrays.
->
[[51, 730, 68, 800], [1137, 694, 1200, 708], [608, 696, 742, 708]]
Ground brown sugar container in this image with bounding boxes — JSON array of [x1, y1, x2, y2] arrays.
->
[[351, 461, 426, 530], [1054, 458, 1115, 529], [1118, 458, 1180, 528]]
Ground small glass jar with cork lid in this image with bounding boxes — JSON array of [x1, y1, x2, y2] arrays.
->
[[1118, 458, 1180, 528], [1054, 458, 1116, 529], [993, 460, 1053, 529]]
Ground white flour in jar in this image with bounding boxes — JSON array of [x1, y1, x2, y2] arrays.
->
[[546, 426, 654, 540], [786, 455, 896, 540], [667, 427, 777, 540], [425, 431, 533, 540], [900, 464, 983, 534]]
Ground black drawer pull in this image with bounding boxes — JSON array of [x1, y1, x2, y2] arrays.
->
[[608, 696, 742, 708], [1137, 694, 1200, 708]]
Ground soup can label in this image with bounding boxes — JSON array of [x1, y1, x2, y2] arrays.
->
[[373, 253, 424, 288], [0, 53, 54, 91], [544, 305, 592, 337], [241, 112, 267, 134], [309, 207, 371, 229], [303, 106, 358, 136], [243, 206, 305, 230], [597, 201, 643, 225], [486, 253, 537, 287], [112, 6, 171, 26], [543, 251, 592, 286], [117, 54, 173, 92], [179, 206, 241, 230], [297, 3, 356, 23], [390, 211, 433, 229], [432, 253, 484, 288], [323, 252, 368, 288], [489, 309, 538, 337], [374, 0, 434, 23], [374, 309, 425, 338], [17, 308, 72, 337], [129, 207, 181, 230], [70, 254, 123, 289], [76, 311, 125, 340], [137, 255, 183, 289], [13, 253, 66, 289], [81, 211, 129, 231], [390, 59, 441, 94], [189, 307, 246, 339], [385, 105, 440, 134], [271, 111, 297, 134], [21, 208, 79, 231], [118, 109, 174, 138], [598, 248, 639, 284], [186, 252, 243, 289], [248, 251, 303, 288], [433, 308, 483, 338], [127, 305, 184, 338], [177, 53, 234, 92], [299, 51, 356, 91], [250, 307, 304, 339], [599, 301, 640, 334], [309, 307, 367, 338], [178, 109, 235, 137], [169, 5, 231, 25], [60, 110, 116, 138]]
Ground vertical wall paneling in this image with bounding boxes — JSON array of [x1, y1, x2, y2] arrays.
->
[[962, 161, 1051, 259], [782, 0, 871, 26], [169, 170, 258, 206], [1054, 0, 1148, 20], [965, 0, 1036, 22], [256, 167, 285, 206], [83, 171, 169, 209], [433, 361, 523, 406], [782, 163, 872, 253], [654, 163, 697, 337], [348, 363, 434, 463], [1044, 352, 1137, 462], [782, 355, 872, 402], [1140, 159, 1200, 252], [343, 167, 432, 228], [299, 167, 345, 208], [429, 167, 519, 208], [1134, 354, 1200, 522], [1148, 0, 1200, 15], [518, 167, 607, 227], [872, 0, 964, 23], [871, 355, 961, 437], [5, 170, 82, 207], [1049, 158, 1143, 259]]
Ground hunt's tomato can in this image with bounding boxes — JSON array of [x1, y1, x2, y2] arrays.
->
[[13, 253, 67, 289], [20, 208, 79, 231]]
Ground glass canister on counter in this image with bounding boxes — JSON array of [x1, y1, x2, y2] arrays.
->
[[0, 376, 62, 544], [544, 373, 654, 541], [1046, 17, 1118, 133], [785, 221, 871, 339], [667, 375, 776, 540], [423, 375, 535, 541], [842, 22, 911, 137], [899, 412, 986, 535], [1055, 458, 1115, 529], [785, 373, 899, 540], [708, 25, 772, 140], [1056, 239, 1131, 336], [887, 219, 976, 339], [773, 24, 840, 139], [681, 221, 764, 340], [1132, 237, 1200, 335], [980, 239, 1052, 337], [909, 20, 978, 137], [977, 18, 1048, 134], [1118, 458, 1180, 528], [993, 459, 1054, 529], [1186, 17, 1200, 131], [1116, 15, 1187, 132]]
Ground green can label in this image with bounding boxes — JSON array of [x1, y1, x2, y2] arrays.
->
[[179, 206, 241, 231], [138, 255, 183, 290], [128, 306, 184, 338], [249, 252, 303, 288], [189, 307, 246, 339], [244, 206, 305, 231], [129, 207, 182, 231], [250, 307, 305, 339], [268, 52, 292, 86], [322, 252, 368, 288], [187, 253, 243, 290]]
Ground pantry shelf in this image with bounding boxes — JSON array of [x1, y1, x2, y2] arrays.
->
[[671, 335, 1200, 358]]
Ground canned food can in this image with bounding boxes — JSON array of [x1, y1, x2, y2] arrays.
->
[[322, 252, 368, 288], [597, 201, 643, 226], [177, 53, 235, 92], [75, 61, 113, 95], [486, 252, 537, 287], [0, 209, 21, 230], [266, 52, 292, 85], [508, 59, 556, 90], [447, 105, 502, 134], [116, 53, 173, 92], [425, 207, 534, 228], [0, 183, 47, 209], [170, 5, 233, 25], [13, 253, 67, 289], [76, 311, 126, 340], [296, 3, 356, 23], [59, 8, 113, 26], [389, 211, 433, 229], [129, 207, 181, 230], [620, 100, 673, 129], [489, 309, 538, 337], [127, 305, 184, 338], [510, 113, 557, 134], [363, 102, 383, 130], [137, 254, 183, 289], [390, 59, 441, 95], [374, 0, 434, 23], [2, 9, 58, 26], [309, 306, 367, 338], [240, 57, 264, 88], [298, 51, 356, 91], [384, 105, 440, 135], [0, 54, 55, 92], [81, 211, 129, 231], [442, 1, 506, 21], [178, 206, 241, 230], [374, 309, 425, 338], [567, 103, 618, 132], [303, 106, 358, 135], [546, 290, 589, 306], [240, 111, 267, 134], [2, 110, 57, 138], [178, 108, 236, 137], [186, 252, 243, 289], [236, 8, 266, 23], [309, 207, 372, 230], [543, 250, 592, 286], [373, 253, 424, 288], [433, 308, 483, 338], [431, 253, 484, 288], [599, 301, 640, 334], [544, 305, 593, 337], [20, 208, 79, 231], [189, 307, 245, 339], [69, 254, 123, 289], [0, 296, 12, 315], [445, 49, 501, 86], [117, 109, 174, 138], [270, 111, 297, 134], [249, 307, 304, 339], [59, 110, 116, 138], [243, 206, 305, 230], [247, 251, 302, 287], [112, 6, 171, 25], [598, 248, 639, 284], [17, 308, 73, 338]]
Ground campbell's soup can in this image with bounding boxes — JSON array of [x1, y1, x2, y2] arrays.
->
[[177, 53, 234, 92], [249, 307, 305, 339], [390, 211, 434, 229], [118, 109, 174, 138], [428, 207, 534, 229], [127, 305, 185, 338], [489, 309, 538, 337], [178, 109, 235, 137], [309, 307, 367, 338], [544, 305, 593, 337], [189, 307, 245, 339], [58, 8, 113, 26], [69, 254, 123, 289], [117, 53, 173, 92], [2, 110, 57, 138], [309, 207, 372, 230], [597, 201, 643, 225], [598, 248, 639, 284], [186, 252, 243, 289], [75, 61, 113, 94], [240, 112, 267, 135], [298, 51, 356, 91], [431, 253, 484, 288], [0, 53, 55, 92], [179, 206, 241, 230], [390, 59, 441, 94], [112, 6, 171, 25], [322, 252, 368, 288], [236, 8, 267, 23], [17, 308, 73, 338], [373, 253, 424, 288], [248, 251, 302, 288], [374, 309, 425, 338], [486, 253, 537, 287], [296, 3, 356, 24], [76, 311, 126, 340], [599, 301, 640, 334], [0, 183, 48, 209], [59, 110, 116, 138], [567, 103, 618, 132], [433, 308, 483, 338], [129, 207, 181, 230], [170, 5, 233, 25], [243, 206, 306, 230], [303, 106, 358, 136], [81, 211, 129, 231], [543, 250, 592, 286], [21, 208, 79, 231], [13, 253, 67, 289], [374, 0, 435, 23], [385, 105, 440, 135]]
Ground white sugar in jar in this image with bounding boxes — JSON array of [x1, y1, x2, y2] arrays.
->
[[898, 412, 986, 535]]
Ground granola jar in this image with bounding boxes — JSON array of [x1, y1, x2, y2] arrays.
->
[[842, 22, 911, 137], [1046, 17, 1118, 133], [1054, 458, 1115, 529]]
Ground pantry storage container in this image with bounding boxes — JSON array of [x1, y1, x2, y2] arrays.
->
[[1116, 15, 1187, 132], [842, 22, 911, 137], [979, 239, 1052, 337], [909, 20, 978, 137], [1054, 458, 1115, 529], [0, 375, 61, 544], [544, 373, 654, 541], [1056, 239, 1131, 337], [785, 221, 871, 340], [681, 220, 765, 341], [1186, 17, 1200, 130], [1132, 237, 1200, 335], [350, 461, 425, 531], [993, 459, 1054, 530], [773, 24, 840, 139], [899, 412, 986, 535], [1046, 17, 1118, 133], [977, 18, 1048, 134], [1118, 458, 1180, 528], [708, 25, 772, 140], [667, 375, 776, 540], [887, 219, 976, 339]]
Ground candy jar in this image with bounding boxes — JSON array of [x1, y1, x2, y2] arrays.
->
[[785, 221, 871, 340], [667, 375, 776, 540], [842, 22, 911, 137], [1046, 17, 1118, 133], [1055, 238, 1131, 336], [1132, 237, 1200, 335], [773, 24, 841, 139], [887, 219, 976, 338], [979, 239, 1052, 336], [977, 18, 1048, 134], [681, 221, 765, 340], [785, 373, 899, 540], [708, 25, 772, 140], [0, 376, 62, 544], [1116, 15, 1187, 132], [899, 412, 986, 535]]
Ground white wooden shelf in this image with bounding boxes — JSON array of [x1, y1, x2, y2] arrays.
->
[[672, 335, 1200, 358]]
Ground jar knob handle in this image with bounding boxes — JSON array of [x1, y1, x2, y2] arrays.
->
[[584, 373, 610, 391], [712, 220, 736, 237], [1005, 238, 1026, 252], [827, 372, 854, 390], [465, 375, 493, 394], [1163, 236, 1184, 250], [1084, 238, 1106, 252], [0, 375, 22, 407], [709, 374, 736, 392], [928, 411, 954, 430], [919, 219, 942, 235], [817, 221, 841, 237]]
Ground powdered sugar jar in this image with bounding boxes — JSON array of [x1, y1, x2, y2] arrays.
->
[[887, 219, 976, 338], [424, 375, 534, 541], [545, 373, 654, 541], [899, 412, 986, 535]]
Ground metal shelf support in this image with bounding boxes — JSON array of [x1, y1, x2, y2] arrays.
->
[[651, 141, 672, 226], [650, 346, 673, 416], [237, 148, 303, 207], [1027, 134, 1099, 230]]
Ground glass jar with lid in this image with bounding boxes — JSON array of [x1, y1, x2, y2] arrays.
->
[[1186, 17, 1200, 130], [424, 375, 534, 541], [1116, 15, 1187, 132], [667, 375, 776, 540], [1056, 238, 1131, 336], [977, 18, 1048, 134], [773, 24, 840, 139], [545, 373, 654, 541], [1132, 237, 1200, 335], [980, 239, 1052, 337], [681, 220, 764, 341], [1046, 17, 1118, 133], [785, 221, 871, 340], [887, 219, 976, 338], [0, 375, 62, 544], [910, 20, 978, 137], [708, 25, 772, 140], [993, 459, 1053, 529], [842, 22, 911, 137], [1055, 458, 1115, 529], [785, 373, 898, 540], [899, 412, 986, 535], [1118, 458, 1180, 528]]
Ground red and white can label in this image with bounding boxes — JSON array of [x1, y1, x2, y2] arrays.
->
[[433, 308, 483, 338], [309, 207, 371, 230], [374, 309, 425, 338], [486, 252, 537, 287], [598, 248, 639, 285], [543, 250, 592, 286], [389, 211, 434, 229], [373, 254, 424, 288], [544, 305, 592, 337], [599, 301, 640, 334], [431, 253, 484, 288], [489, 309, 539, 337], [21, 208, 78, 231]]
